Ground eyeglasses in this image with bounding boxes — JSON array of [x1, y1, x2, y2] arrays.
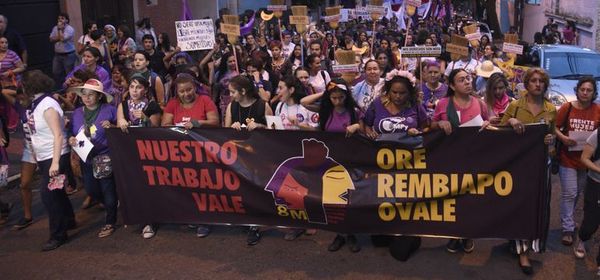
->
[[455, 75, 473, 84]]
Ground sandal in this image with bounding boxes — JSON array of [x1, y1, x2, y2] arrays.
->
[[98, 224, 115, 238]]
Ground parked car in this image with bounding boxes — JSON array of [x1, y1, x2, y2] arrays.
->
[[528, 44, 600, 107]]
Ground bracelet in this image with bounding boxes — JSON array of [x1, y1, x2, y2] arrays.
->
[[191, 120, 201, 127]]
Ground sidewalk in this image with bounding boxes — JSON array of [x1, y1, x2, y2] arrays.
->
[[5, 128, 24, 186]]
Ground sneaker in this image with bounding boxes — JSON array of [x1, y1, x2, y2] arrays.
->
[[247, 226, 261, 246], [305, 229, 317, 235], [196, 225, 210, 238], [12, 217, 33, 230], [98, 224, 115, 238], [462, 239, 475, 253], [142, 225, 155, 239], [574, 240, 586, 259], [283, 229, 305, 241], [562, 232, 574, 246], [347, 234, 361, 253], [446, 239, 461, 253], [328, 234, 346, 252]]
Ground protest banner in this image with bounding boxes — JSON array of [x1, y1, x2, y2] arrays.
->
[[107, 126, 551, 243], [400, 46, 442, 58], [220, 23, 241, 36], [175, 20, 215, 51], [332, 64, 359, 73], [289, 15, 309, 25]]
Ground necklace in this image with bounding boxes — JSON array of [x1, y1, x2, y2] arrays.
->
[[238, 100, 256, 125]]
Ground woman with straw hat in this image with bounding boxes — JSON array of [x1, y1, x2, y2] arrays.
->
[[68, 78, 118, 238]]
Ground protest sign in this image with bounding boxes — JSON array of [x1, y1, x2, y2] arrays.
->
[[175, 20, 215, 51]]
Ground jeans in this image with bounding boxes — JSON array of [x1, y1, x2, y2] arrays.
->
[[38, 154, 75, 241], [578, 177, 600, 265], [81, 159, 118, 225], [52, 52, 77, 87], [558, 165, 587, 233]]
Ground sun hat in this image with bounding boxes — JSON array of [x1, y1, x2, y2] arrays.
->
[[72, 79, 113, 103], [475, 60, 502, 78]]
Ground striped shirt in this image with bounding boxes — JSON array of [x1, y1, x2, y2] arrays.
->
[[0, 49, 22, 86]]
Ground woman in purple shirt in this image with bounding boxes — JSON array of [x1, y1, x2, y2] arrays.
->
[[64, 47, 110, 90], [68, 78, 117, 238], [363, 69, 429, 139]]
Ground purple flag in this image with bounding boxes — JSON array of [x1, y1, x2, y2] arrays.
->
[[240, 12, 255, 36], [181, 0, 193, 20]]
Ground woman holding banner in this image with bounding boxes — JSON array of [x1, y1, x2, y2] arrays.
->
[[500, 68, 556, 275], [431, 68, 490, 257], [224, 75, 272, 245]]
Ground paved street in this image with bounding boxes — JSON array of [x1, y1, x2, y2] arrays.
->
[[0, 132, 599, 279]]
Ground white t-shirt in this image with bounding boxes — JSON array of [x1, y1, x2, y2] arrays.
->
[[27, 96, 69, 161], [282, 42, 296, 60], [586, 130, 600, 183], [444, 58, 480, 77], [309, 70, 331, 95], [275, 102, 319, 130], [78, 35, 94, 47]]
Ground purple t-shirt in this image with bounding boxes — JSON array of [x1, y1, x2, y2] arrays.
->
[[70, 104, 116, 159], [363, 97, 429, 134], [324, 110, 352, 132], [421, 83, 448, 103]]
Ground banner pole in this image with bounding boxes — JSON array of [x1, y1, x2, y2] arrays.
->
[[278, 18, 283, 41], [232, 43, 239, 74]]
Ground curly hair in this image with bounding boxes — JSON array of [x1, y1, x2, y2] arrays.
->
[[380, 76, 418, 107], [523, 67, 550, 94]]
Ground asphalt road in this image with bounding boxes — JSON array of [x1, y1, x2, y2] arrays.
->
[[0, 171, 599, 280]]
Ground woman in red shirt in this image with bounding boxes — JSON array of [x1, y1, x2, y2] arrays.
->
[[161, 74, 219, 129]]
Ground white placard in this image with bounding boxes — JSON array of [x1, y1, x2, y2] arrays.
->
[[460, 114, 484, 127], [267, 5, 287, 12], [73, 130, 94, 162], [175, 20, 215, 51], [266, 116, 284, 130], [324, 14, 341, 23], [465, 32, 482, 41], [366, 5, 385, 15], [332, 64, 359, 73], [400, 46, 442, 57], [406, 0, 422, 7], [568, 131, 593, 151], [502, 42, 524, 55], [355, 6, 369, 19], [340, 9, 349, 22]]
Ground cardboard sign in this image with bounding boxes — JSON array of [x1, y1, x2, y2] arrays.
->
[[446, 43, 469, 56], [323, 14, 341, 23], [400, 46, 442, 58], [406, 0, 422, 7], [221, 23, 240, 36], [332, 64, 359, 73], [175, 20, 216, 51], [289, 16, 309, 25], [502, 42, 524, 55], [267, 5, 287, 12]]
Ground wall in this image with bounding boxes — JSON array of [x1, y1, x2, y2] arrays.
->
[[544, 0, 599, 50], [521, 2, 546, 43], [135, 0, 181, 46]]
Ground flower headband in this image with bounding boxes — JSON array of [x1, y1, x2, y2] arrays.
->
[[327, 81, 349, 92], [385, 69, 417, 86]]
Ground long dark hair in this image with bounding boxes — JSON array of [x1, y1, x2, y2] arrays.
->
[[287, 45, 303, 65], [279, 75, 306, 105], [318, 78, 358, 131], [446, 69, 469, 97], [216, 52, 240, 82], [381, 76, 418, 107], [158, 33, 171, 52], [229, 75, 259, 100]]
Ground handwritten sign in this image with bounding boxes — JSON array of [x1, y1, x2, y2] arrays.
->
[[324, 14, 341, 23], [354, 6, 370, 19], [502, 42, 524, 55], [400, 46, 442, 58], [366, 5, 385, 15], [406, 0, 422, 7], [267, 5, 287, 12], [289, 16, 309, 25], [332, 64, 359, 73], [446, 43, 469, 57], [175, 20, 216, 51], [221, 23, 241, 36], [465, 32, 482, 42]]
